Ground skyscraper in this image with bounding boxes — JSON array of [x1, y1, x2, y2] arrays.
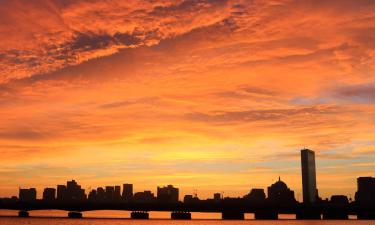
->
[[57, 185, 67, 201], [122, 184, 133, 201], [157, 185, 179, 203], [19, 188, 37, 202], [355, 177, 375, 205], [105, 186, 115, 201], [301, 149, 317, 204], [43, 188, 56, 201], [66, 180, 86, 202], [114, 185, 121, 201]]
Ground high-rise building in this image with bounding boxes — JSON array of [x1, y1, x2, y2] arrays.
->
[[355, 177, 375, 205], [122, 184, 133, 200], [43, 188, 56, 201], [66, 180, 86, 201], [57, 180, 86, 202], [301, 148, 317, 204], [57, 185, 67, 201], [19, 188, 37, 202], [96, 187, 105, 202], [114, 186, 121, 201], [105, 186, 115, 201], [157, 185, 179, 203], [88, 189, 97, 201]]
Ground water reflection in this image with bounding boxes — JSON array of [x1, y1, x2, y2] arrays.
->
[[0, 209, 359, 220]]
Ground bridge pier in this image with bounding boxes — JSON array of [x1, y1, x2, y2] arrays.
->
[[254, 211, 278, 220], [221, 211, 244, 220], [171, 211, 191, 220], [322, 210, 348, 220], [357, 211, 375, 220], [131, 211, 149, 219], [296, 210, 321, 220], [68, 211, 83, 218], [18, 210, 29, 217]]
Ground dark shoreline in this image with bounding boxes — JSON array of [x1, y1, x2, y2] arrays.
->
[[0, 215, 363, 221]]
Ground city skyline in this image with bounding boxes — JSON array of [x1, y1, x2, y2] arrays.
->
[[0, 146, 372, 199], [1, 149, 374, 220], [2, 149, 369, 202], [0, 0, 374, 200]]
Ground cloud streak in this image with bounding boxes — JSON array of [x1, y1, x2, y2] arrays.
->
[[185, 106, 339, 123]]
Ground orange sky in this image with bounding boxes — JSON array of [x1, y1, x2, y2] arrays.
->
[[0, 0, 374, 200]]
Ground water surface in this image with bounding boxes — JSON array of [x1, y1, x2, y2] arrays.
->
[[0, 218, 373, 225], [0, 210, 372, 225]]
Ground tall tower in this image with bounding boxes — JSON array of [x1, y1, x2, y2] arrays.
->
[[301, 149, 317, 204], [122, 184, 133, 201]]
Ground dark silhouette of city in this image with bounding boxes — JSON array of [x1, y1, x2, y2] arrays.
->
[[0, 149, 374, 220]]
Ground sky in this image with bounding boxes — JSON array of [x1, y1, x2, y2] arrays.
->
[[0, 0, 374, 200]]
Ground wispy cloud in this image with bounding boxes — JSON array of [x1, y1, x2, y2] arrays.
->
[[185, 106, 339, 123]]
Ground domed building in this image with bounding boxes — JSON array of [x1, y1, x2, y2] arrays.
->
[[267, 177, 296, 204]]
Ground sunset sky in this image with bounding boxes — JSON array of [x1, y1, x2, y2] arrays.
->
[[0, 0, 374, 200]]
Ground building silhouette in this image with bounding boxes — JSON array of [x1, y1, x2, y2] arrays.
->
[[267, 177, 296, 204], [122, 184, 133, 201], [213, 193, 221, 202], [67, 180, 86, 201], [57, 185, 67, 201], [244, 188, 266, 202], [301, 148, 317, 204], [105, 186, 115, 201], [355, 176, 375, 205], [114, 186, 121, 201], [183, 194, 200, 203], [157, 185, 179, 203], [19, 188, 36, 202], [133, 190, 156, 203], [330, 195, 349, 205], [88, 189, 97, 201], [42, 188, 56, 201], [57, 180, 86, 202], [96, 187, 105, 202]]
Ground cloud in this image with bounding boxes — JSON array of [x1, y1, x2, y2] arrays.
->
[[0, 129, 47, 140], [0, 0, 234, 83], [185, 106, 338, 123], [1, 0, 374, 85], [242, 86, 277, 96], [99, 97, 158, 109], [216, 86, 277, 100], [333, 82, 375, 104], [291, 82, 375, 105]]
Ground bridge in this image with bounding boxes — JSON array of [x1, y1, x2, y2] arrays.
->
[[1, 201, 374, 220]]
